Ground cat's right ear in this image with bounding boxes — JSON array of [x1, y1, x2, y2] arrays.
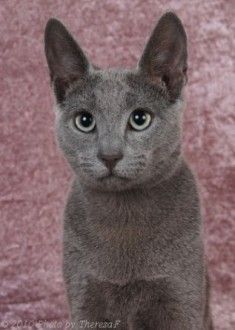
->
[[44, 18, 90, 102]]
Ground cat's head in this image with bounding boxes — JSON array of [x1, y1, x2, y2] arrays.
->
[[44, 12, 187, 191]]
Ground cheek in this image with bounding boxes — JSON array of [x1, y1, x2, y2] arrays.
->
[[123, 144, 153, 170], [126, 131, 156, 152], [56, 129, 100, 173]]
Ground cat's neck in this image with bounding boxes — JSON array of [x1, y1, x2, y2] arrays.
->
[[76, 156, 189, 229]]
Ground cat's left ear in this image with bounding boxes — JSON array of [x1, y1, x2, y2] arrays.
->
[[44, 18, 90, 102], [138, 12, 188, 100]]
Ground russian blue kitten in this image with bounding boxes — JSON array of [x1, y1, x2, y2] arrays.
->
[[44, 12, 213, 330]]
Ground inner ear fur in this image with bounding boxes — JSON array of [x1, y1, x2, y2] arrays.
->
[[138, 12, 188, 100], [44, 18, 90, 102]]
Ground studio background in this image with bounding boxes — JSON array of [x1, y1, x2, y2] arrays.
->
[[1, 0, 234, 329]]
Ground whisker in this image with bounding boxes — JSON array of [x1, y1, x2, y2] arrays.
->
[[133, 154, 146, 160], [128, 162, 146, 166], [79, 163, 94, 168]]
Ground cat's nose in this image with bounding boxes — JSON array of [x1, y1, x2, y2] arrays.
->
[[97, 152, 123, 171]]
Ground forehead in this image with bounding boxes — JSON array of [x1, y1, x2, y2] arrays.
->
[[93, 69, 131, 111], [66, 68, 164, 115]]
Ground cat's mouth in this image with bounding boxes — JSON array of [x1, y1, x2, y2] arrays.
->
[[98, 173, 129, 182]]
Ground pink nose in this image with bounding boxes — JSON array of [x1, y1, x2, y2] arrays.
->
[[97, 153, 123, 171]]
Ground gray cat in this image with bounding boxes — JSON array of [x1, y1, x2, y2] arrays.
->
[[44, 12, 213, 330]]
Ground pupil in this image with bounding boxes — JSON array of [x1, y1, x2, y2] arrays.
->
[[134, 111, 146, 125], [81, 113, 93, 127]]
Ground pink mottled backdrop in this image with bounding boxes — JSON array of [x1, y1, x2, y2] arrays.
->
[[0, 1, 234, 329]]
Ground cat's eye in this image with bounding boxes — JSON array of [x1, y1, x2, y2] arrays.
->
[[129, 109, 152, 131], [74, 112, 96, 133]]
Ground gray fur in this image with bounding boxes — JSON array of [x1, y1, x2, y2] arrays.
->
[[44, 12, 213, 329]]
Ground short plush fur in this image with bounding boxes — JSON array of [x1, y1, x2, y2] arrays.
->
[[44, 12, 213, 329]]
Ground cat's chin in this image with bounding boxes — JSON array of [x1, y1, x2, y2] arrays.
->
[[97, 174, 132, 191], [79, 173, 135, 192], [98, 173, 128, 181]]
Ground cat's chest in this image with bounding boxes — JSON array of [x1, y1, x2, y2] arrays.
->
[[82, 209, 176, 283], [72, 186, 191, 283]]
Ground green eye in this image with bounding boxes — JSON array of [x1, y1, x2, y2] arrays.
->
[[74, 112, 96, 132], [129, 109, 152, 131]]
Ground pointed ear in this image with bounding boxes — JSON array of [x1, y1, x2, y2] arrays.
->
[[138, 12, 188, 100], [44, 18, 90, 102]]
